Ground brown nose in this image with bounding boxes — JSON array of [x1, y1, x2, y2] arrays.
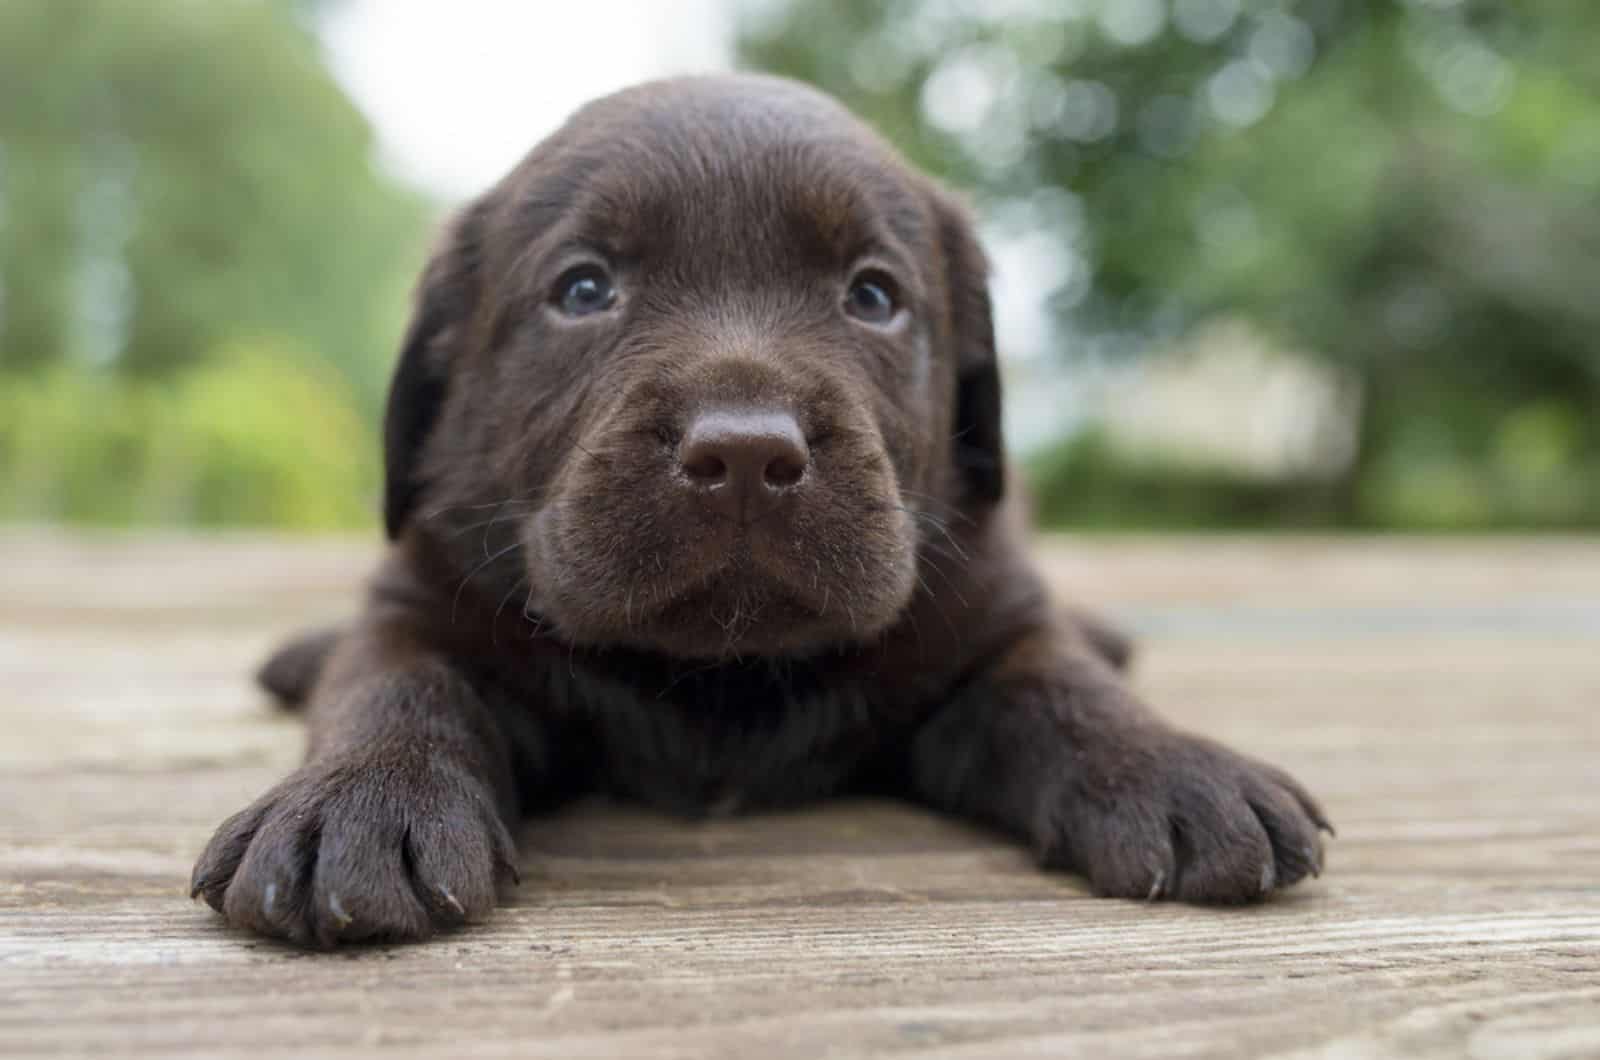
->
[[678, 408, 809, 523]]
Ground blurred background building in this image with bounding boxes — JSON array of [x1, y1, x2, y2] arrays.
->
[[2, 0, 1596, 530]]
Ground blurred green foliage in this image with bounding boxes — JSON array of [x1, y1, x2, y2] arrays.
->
[[741, 0, 1600, 528], [1029, 429, 1333, 529], [0, 0, 428, 528], [0, 345, 378, 527]]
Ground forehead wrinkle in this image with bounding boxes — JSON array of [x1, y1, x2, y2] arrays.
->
[[657, 161, 927, 293], [763, 135, 931, 253], [498, 93, 937, 312], [507, 133, 677, 247]]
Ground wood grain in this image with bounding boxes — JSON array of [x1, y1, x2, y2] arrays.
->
[[3, 532, 1598, 1058]]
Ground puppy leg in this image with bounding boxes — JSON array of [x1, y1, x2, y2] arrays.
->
[[908, 621, 1330, 902], [255, 624, 344, 709], [193, 626, 523, 946], [1061, 606, 1136, 673]]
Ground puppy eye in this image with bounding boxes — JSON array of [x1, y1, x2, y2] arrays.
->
[[553, 265, 617, 317], [844, 272, 899, 325]]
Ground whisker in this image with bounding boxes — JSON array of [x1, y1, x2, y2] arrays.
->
[[917, 548, 970, 609], [657, 658, 724, 699], [480, 494, 525, 561], [911, 513, 972, 564], [420, 492, 545, 523], [439, 514, 517, 543], [452, 539, 523, 626], [897, 489, 977, 527], [877, 503, 974, 567], [491, 574, 531, 648]]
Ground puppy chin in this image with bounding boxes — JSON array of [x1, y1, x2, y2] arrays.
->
[[528, 544, 918, 660], [602, 611, 860, 660]]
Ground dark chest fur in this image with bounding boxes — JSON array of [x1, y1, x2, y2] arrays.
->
[[474, 648, 914, 817]]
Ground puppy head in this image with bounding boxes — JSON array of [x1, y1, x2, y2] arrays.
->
[[387, 75, 1004, 658]]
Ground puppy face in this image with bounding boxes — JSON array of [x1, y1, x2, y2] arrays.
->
[[387, 76, 1004, 659]]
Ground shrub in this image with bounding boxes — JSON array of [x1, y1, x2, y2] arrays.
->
[[0, 342, 379, 529]]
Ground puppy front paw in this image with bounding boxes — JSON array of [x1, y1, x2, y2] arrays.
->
[[190, 753, 519, 947], [1037, 731, 1332, 903]]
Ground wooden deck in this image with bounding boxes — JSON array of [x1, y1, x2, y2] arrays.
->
[[3, 533, 1598, 1058]]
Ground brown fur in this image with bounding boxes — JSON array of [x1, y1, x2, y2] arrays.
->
[[192, 75, 1329, 948]]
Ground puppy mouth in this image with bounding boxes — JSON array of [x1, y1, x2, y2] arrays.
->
[[648, 581, 827, 653], [527, 510, 914, 658], [602, 544, 845, 655]]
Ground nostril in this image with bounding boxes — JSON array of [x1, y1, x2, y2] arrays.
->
[[763, 452, 806, 489], [678, 407, 809, 519], [683, 451, 727, 485]]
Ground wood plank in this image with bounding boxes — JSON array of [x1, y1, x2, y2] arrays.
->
[[3, 532, 1598, 1058]]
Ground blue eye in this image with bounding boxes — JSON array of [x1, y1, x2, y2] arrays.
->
[[554, 266, 617, 316], [845, 272, 898, 324]]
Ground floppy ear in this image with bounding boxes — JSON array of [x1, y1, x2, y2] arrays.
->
[[383, 203, 486, 538], [932, 190, 1006, 504]]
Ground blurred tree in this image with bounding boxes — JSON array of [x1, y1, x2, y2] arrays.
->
[[741, 0, 1600, 527], [0, 0, 428, 412]]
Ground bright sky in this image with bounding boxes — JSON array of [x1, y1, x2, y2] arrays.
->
[[321, 0, 735, 198]]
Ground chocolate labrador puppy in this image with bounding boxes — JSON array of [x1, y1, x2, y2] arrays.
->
[[192, 74, 1330, 947]]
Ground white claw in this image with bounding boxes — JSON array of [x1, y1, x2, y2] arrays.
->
[[328, 893, 353, 928], [262, 882, 278, 917], [1146, 870, 1166, 901]]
